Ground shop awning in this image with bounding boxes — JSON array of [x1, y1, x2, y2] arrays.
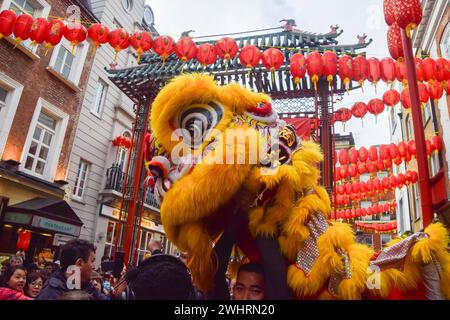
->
[[2, 198, 83, 237]]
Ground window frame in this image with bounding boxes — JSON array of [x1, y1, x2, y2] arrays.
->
[[91, 79, 108, 117], [48, 38, 90, 87], [20, 98, 69, 181], [411, 184, 421, 222], [0, 73, 24, 158], [115, 131, 131, 172], [72, 159, 90, 200], [439, 23, 450, 59]]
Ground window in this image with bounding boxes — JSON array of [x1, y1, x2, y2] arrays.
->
[[423, 102, 432, 124], [48, 38, 89, 86], [9, 0, 36, 16], [116, 132, 131, 171], [389, 105, 397, 133], [377, 171, 388, 179], [54, 46, 74, 79], [121, 0, 132, 12], [20, 98, 69, 180], [411, 184, 421, 221], [440, 24, 450, 59], [73, 160, 89, 200], [398, 198, 405, 232], [23, 112, 56, 176], [0, 74, 24, 158], [405, 115, 413, 141], [137, 229, 154, 263], [0, 87, 7, 110], [104, 220, 118, 258], [91, 79, 107, 116], [429, 151, 440, 177]]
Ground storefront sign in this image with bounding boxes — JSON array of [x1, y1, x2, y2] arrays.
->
[[32, 216, 81, 237], [101, 206, 163, 232], [3, 212, 32, 225]]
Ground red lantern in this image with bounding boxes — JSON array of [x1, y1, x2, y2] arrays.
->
[[376, 158, 385, 172], [357, 162, 367, 175], [410, 171, 418, 184], [422, 58, 437, 82], [398, 141, 408, 159], [395, 58, 408, 85], [397, 173, 405, 188], [29, 17, 48, 45], [394, 0, 423, 38], [404, 148, 412, 163], [335, 107, 352, 131], [348, 164, 358, 180], [44, 19, 65, 54], [383, 89, 401, 108], [351, 182, 359, 194], [12, 13, 33, 46], [345, 183, 352, 195], [351, 102, 368, 125], [428, 80, 444, 103], [369, 146, 378, 163], [339, 149, 349, 166], [337, 184, 345, 195], [339, 55, 353, 91], [408, 140, 416, 159], [436, 58, 450, 90], [63, 22, 87, 54], [382, 177, 390, 191], [306, 52, 323, 92], [390, 175, 397, 190], [431, 135, 442, 155], [387, 23, 404, 60], [367, 98, 385, 122], [362, 208, 368, 217], [383, 0, 397, 26], [415, 58, 424, 82], [340, 165, 349, 181], [367, 57, 381, 90], [290, 53, 306, 87], [418, 82, 430, 106], [401, 89, 411, 109], [359, 147, 369, 163], [335, 169, 341, 182], [215, 37, 238, 63], [380, 57, 396, 85], [108, 29, 130, 62], [88, 23, 110, 55], [388, 143, 399, 159], [366, 160, 376, 176], [0, 9, 17, 39], [348, 148, 359, 164], [322, 51, 338, 88], [17, 230, 31, 251], [385, 158, 393, 171], [393, 156, 403, 166], [367, 206, 374, 216], [130, 31, 153, 64], [239, 45, 261, 69], [153, 35, 175, 63], [356, 208, 362, 218], [352, 55, 368, 89], [197, 43, 218, 68], [175, 36, 197, 62], [262, 48, 284, 71], [379, 145, 390, 163]]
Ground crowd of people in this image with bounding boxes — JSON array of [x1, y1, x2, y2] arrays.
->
[[0, 239, 266, 300]]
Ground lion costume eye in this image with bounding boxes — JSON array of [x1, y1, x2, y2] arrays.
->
[[177, 102, 224, 149]]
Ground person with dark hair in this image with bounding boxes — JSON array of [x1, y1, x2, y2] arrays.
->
[[9, 255, 23, 268], [127, 254, 196, 300], [232, 263, 266, 301], [0, 266, 31, 300], [24, 272, 45, 299], [36, 239, 96, 300]]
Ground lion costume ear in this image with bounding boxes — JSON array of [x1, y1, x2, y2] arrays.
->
[[219, 83, 271, 114]]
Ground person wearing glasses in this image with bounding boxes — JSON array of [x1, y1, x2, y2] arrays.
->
[[24, 272, 45, 299]]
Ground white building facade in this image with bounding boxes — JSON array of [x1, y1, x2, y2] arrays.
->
[[65, 0, 170, 265]]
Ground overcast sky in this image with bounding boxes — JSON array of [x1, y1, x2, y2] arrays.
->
[[145, 0, 392, 148]]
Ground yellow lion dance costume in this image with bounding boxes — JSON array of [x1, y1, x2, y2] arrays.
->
[[145, 73, 450, 300]]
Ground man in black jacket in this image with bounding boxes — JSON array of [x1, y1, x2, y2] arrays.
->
[[36, 239, 107, 300]]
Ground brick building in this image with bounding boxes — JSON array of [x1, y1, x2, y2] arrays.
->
[[0, 0, 97, 261]]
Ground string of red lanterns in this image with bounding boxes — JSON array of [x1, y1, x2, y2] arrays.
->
[[332, 201, 396, 220], [2, 9, 449, 87], [355, 221, 398, 234]]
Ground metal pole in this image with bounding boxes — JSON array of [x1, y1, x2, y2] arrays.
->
[[400, 29, 434, 228]]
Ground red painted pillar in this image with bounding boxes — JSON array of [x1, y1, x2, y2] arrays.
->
[[400, 29, 434, 228]]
